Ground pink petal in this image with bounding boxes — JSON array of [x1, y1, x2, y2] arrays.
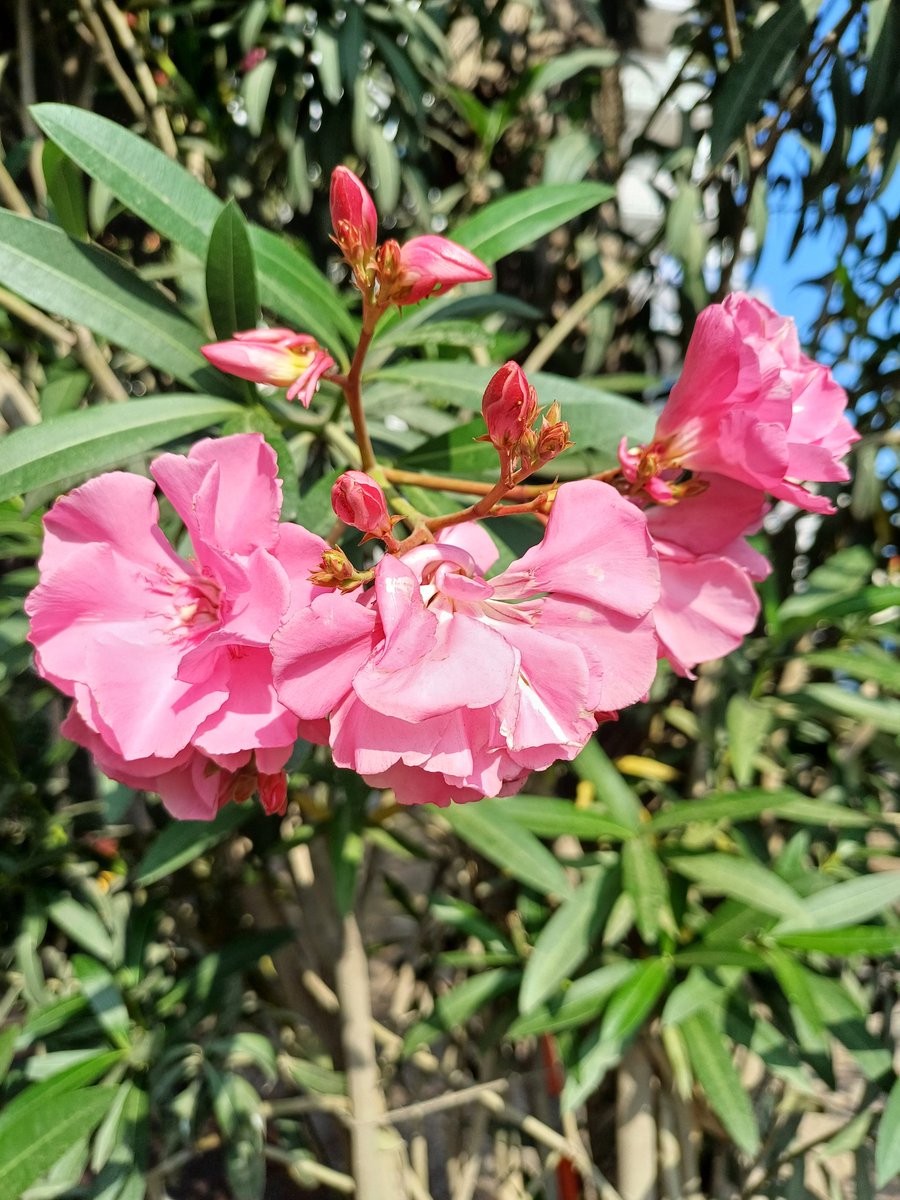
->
[[151, 433, 282, 557], [272, 591, 377, 719]]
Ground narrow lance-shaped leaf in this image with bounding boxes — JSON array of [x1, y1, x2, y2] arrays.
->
[[42, 141, 88, 242], [0, 211, 238, 396], [453, 182, 615, 264], [709, 0, 808, 162], [0, 1087, 118, 1200], [442, 800, 573, 898], [519, 866, 621, 1014], [679, 1011, 761, 1156], [206, 199, 260, 341], [0, 395, 241, 504]]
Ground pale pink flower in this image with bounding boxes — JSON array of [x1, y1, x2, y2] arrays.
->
[[26, 434, 328, 817], [619, 294, 859, 513], [330, 166, 379, 262], [331, 471, 396, 543], [201, 329, 335, 407], [272, 482, 660, 807], [643, 475, 770, 676]]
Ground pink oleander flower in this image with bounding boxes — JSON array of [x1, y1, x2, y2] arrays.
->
[[642, 475, 770, 676], [618, 293, 859, 513], [330, 166, 379, 263], [331, 471, 397, 544], [201, 329, 335, 407], [26, 434, 329, 819], [272, 481, 660, 808]]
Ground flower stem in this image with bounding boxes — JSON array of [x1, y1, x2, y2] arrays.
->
[[340, 305, 379, 473], [383, 466, 545, 500]]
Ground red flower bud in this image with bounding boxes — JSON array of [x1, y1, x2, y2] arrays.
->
[[331, 471, 395, 542], [330, 167, 378, 262], [482, 362, 540, 450]]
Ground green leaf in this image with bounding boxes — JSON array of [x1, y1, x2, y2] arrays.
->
[[804, 647, 900, 692], [622, 836, 672, 945], [774, 926, 900, 955], [47, 896, 115, 964], [766, 946, 829, 1053], [71, 956, 131, 1047], [773, 873, 900, 935], [42, 141, 87, 241], [453, 183, 615, 265], [442, 800, 573, 897], [404, 968, 520, 1054], [399, 419, 498, 481], [31, 103, 220, 260], [0, 1026, 18, 1085], [30, 104, 352, 358], [679, 1011, 761, 1155], [710, 0, 808, 162], [792, 683, 900, 735], [0, 395, 240, 503], [876, 1075, 900, 1189], [0, 211, 235, 395], [527, 48, 619, 96], [133, 802, 252, 887], [573, 740, 642, 831], [507, 961, 637, 1038], [520, 867, 620, 1013], [864, 0, 900, 122], [726, 696, 773, 787], [209, 1069, 266, 1200], [484, 795, 634, 842], [669, 853, 807, 920], [0, 1086, 117, 1200], [206, 199, 259, 341], [648, 787, 874, 832], [562, 958, 670, 1109]]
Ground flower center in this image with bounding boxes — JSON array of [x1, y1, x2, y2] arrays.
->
[[153, 566, 223, 642]]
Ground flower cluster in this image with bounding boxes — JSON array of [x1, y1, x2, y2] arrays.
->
[[25, 164, 857, 820], [26, 435, 330, 819]]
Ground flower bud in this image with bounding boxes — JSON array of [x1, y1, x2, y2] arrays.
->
[[330, 167, 378, 261], [331, 471, 397, 543], [482, 362, 540, 451], [536, 415, 571, 466], [308, 547, 368, 592], [382, 235, 492, 306], [201, 329, 335, 408]]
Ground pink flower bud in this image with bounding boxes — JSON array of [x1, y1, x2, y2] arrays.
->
[[482, 363, 539, 450], [331, 471, 395, 542], [388, 235, 492, 306], [201, 328, 335, 408], [330, 166, 378, 260]]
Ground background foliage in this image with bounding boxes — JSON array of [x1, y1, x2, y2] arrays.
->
[[0, 2, 898, 1198]]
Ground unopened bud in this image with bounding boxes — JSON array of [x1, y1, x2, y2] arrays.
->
[[536, 417, 571, 465], [481, 362, 540, 450], [308, 547, 367, 592], [330, 167, 378, 259], [331, 471, 395, 542]]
